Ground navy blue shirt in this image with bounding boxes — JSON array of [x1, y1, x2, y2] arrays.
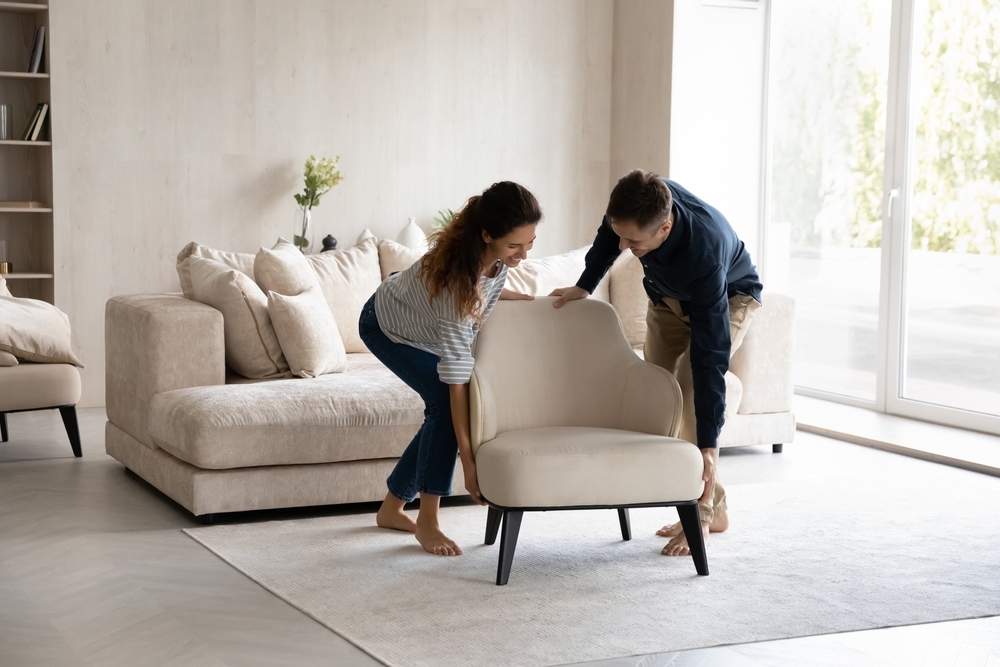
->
[[576, 179, 762, 450]]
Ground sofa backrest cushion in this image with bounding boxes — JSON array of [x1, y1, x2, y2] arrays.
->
[[184, 256, 290, 379], [378, 238, 424, 281], [268, 285, 346, 378], [307, 237, 382, 353], [176, 241, 255, 299], [255, 237, 322, 297]]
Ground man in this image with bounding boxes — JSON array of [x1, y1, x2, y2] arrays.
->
[[550, 169, 762, 556]]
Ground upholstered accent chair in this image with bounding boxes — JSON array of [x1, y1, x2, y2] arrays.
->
[[470, 298, 708, 585], [0, 363, 83, 456]]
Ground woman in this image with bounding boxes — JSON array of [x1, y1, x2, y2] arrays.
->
[[358, 181, 541, 556]]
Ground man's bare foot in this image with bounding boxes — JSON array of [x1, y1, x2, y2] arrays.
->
[[376, 503, 417, 533], [415, 520, 463, 556], [662, 519, 711, 556], [656, 507, 729, 537]]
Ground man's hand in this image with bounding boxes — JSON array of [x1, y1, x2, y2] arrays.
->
[[462, 457, 486, 505], [699, 448, 718, 505], [500, 288, 534, 301], [548, 285, 590, 308]]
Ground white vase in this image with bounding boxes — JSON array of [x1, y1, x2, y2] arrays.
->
[[357, 228, 375, 244], [396, 217, 428, 251]]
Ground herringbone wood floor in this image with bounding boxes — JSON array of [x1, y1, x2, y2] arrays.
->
[[1, 407, 998, 667]]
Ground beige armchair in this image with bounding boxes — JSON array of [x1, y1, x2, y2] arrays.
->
[[0, 363, 83, 457], [470, 297, 708, 585]]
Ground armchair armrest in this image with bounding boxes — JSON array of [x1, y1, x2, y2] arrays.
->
[[469, 370, 497, 456], [105, 294, 225, 446], [618, 360, 683, 437]]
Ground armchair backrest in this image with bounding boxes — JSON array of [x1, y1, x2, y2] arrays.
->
[[470, 297, 680, 452]]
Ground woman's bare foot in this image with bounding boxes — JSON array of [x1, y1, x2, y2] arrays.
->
[[415, 518, 463, 556], [656, 507, 729, 537], [662, 520, 711, 556], [376, 503, 417, 533]]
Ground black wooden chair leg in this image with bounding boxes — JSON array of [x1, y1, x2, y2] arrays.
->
[[485, 506, 503, 545], [772, 443, 783, 453], [618, 507, 631, 541], [199, 513, 216, 525], [677, 503, 709, 576], [0, 412, 7, 443], [496, 510, 523, 586], [58, 406, 82, 457]]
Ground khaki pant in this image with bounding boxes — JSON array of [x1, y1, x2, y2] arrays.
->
[[643, 294, 760, 523]]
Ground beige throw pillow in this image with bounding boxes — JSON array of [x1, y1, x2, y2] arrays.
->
[[307, 238, 382, 353], [609, 252, 648, 349], [255, 237, 322, 296], [0, 296, 84, 366], [506, 246, 612, 301], [377, 238, 424, 281], [184, 256, 290, 379], [0, 350, 19, 366], [268, 286, 346, 378], [176, 241, 256, 299], [0, 275, 9, 297]]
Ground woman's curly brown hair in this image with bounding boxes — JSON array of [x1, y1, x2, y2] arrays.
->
[[419, 181, 541, 323]]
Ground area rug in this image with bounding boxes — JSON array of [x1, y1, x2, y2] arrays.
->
[[185, 464, 1000, 667]]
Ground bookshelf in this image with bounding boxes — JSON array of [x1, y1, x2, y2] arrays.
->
[[0, 1, 51, 302]]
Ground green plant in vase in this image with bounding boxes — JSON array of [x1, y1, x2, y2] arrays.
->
[[293, 155, 344, 252], [432, 208, 455, 231]]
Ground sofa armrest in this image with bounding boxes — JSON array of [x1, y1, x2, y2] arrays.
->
[[729, 292, 795, 415], [105, 294, 225, 447], [619, 360, 683, 437]]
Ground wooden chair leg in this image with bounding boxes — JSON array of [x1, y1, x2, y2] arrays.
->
[[677, 503, 709, 576], [618, 508, 631, 541], [772, 443, 783, 453], [0, 412, 7, 442], [199, 513, 216, 525], [485, 506, 503, 545], [58, 406, 82, 457], [496, 510, 523, 586]]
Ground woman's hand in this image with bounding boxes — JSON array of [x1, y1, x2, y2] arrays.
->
[[500, 288, 534, 301], [462, 457, 487, 505]]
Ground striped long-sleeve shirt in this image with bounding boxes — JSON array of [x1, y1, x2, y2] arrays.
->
[[374, 258, 508, 385]]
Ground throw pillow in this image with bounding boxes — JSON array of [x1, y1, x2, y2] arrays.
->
[[0, 275, 9, 297], [184, 256, 290, 379], [268, 286, 346, 378], [255, 237, 322, 296], [609, 252, 647, 349], [377, 238, 424, 281], [176, 241, 255, 299], [506, 246, 612, 301], [0, 296, 84, 366], [306, 237, 382, 353], [0, 350, 18, 366]]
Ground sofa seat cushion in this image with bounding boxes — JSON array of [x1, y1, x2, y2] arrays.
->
[[0, 362, 82, 412], [148, 354, 423, 469], [476, 426, 704, 508]]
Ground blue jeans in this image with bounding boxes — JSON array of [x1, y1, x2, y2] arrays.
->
[[359, 295, 457, 502]]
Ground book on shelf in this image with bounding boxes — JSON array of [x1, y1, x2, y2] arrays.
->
[[0, 201, 47, 209], [28, 26, 45, 74], [29, 103, 48, 141], [20, 103, 43, 141]]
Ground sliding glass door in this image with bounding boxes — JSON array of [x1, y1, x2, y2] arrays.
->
[[766, 0, 1000, 434]]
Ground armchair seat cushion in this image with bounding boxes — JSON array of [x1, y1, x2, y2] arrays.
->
[[476, 426, 704, 508], [148, 354, 424, 469], [0, 362, 81, 412]]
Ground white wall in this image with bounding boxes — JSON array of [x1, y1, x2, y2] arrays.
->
[[49, 0, 614, 406], [668, 0, 767, 260]]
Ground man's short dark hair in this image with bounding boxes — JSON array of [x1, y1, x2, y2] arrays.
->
[[606, 170, 672, 231]]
